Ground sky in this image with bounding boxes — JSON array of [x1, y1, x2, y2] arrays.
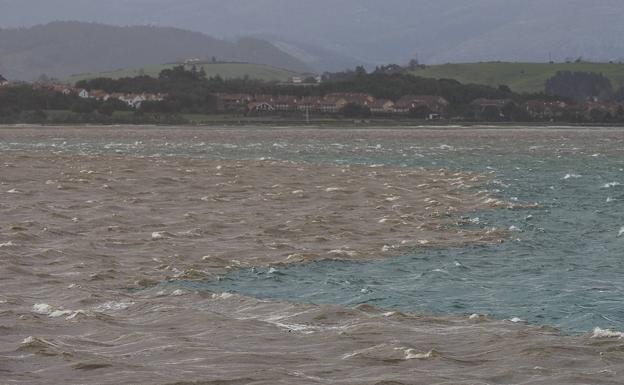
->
[[1, 0, 624, 66]]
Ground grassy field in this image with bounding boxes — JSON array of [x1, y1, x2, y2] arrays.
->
[[411, 62, 624, 93], [68, 62, 301, 83]]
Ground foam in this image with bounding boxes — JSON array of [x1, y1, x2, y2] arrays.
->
[[151, 232, 166, 240], [93, 301, 134, 312], [592, 327, 624, 339], [563, 174, 582, 180], [404, 348, 437, 360]]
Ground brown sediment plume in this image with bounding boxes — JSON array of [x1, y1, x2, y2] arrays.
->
[[0, 127, 622, 385], [0, 152, 506, 283]]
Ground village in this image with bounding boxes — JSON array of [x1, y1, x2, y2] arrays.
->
[[213, 92, 621, 121], [31, 83, 168, 109], [2, 71, 624, 122]]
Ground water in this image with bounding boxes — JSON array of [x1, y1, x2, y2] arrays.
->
[[4, 128, 624, 333], [134, 128, 624, 334], [3, 127, 624, 384]]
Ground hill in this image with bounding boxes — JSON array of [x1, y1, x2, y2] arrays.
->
[[67, 62, 302, 83], [0, 21, 310, 81], [4, 1, 624, 67], [411, 62, 624, 93]]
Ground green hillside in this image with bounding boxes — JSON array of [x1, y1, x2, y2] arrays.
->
[[411, 62, 624, 93], [68, 62, 302, 83]]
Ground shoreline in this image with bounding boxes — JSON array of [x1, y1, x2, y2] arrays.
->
[[2, 122, 624, 130]]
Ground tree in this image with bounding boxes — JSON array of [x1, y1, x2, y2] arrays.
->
[[355, 66, 367, 77], [408, 105, 432, 119], [71, 99, 95, 114], [340, 103, 371, 118], [545, 71, 613, 101], [97, 102, 115, 116]]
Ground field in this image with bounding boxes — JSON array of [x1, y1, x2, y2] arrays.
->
[[411, 62, 624, 93], [67, 62, 301, 83]]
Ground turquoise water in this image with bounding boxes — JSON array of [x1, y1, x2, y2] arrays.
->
[[5, 128, 624, 332]]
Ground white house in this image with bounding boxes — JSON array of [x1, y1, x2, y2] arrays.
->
[[0, 74, 8, 86]]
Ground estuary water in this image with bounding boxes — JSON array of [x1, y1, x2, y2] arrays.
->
[[2, 126, 624, 385], [177, 127, 624, 333]]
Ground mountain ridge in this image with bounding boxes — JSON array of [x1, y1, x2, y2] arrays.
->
[[0, 21, 310, 80]]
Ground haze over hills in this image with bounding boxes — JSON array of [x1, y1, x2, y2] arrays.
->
[[2, 0, 624, 69], [0, 22, 310, 80]]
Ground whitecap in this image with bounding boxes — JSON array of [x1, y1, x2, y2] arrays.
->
[[93, 301, 133, 312], [404, 349, 436, 360], [212, 292, 234, 300], [509, 317, 525, 323], [618, 227, 624, 237], [603, 182, 621, 188], [563, 174, 582, 180], [32, 303, 53, 315], [6, 188, 21, 194], [151, 232, 166, 240], [328, 249, 358, 258], [592, 327, 624, 339], [0, 241, 16, 248], [509, 225, 522, 232]]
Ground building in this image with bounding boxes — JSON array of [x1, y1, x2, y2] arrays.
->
[[524, 100, 567, 120], [0, 74, 8, 87], [395, 95, 449, 114], [470, 98, 512, 118], [89, 90, 110, 101], [248, 101, 275, 113], [370, 99, 395, 114], [52, 84, 74, 95], [272, 96, 299, 112], [216, 94, 253, 112]]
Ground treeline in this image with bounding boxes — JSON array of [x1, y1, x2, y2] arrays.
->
[[5, 64, 624, 124], [75, 65, 533, 115], [0, 85, 184, 124], [545, 71, 618, 102]]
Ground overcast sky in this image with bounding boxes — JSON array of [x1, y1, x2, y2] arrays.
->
[[2, 0, 623, 64]]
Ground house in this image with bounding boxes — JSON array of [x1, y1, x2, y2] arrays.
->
[[128, 94, 147, 109], [273, 96, 299, 111], [470, 98, 513, 120], [297, 96, 323, 112], [216, 93, 253, 112], [89, 90, 110, 101], [0, 74, 8, 87], [248, 101, 275, 112], [78, 89, 90, 99], [370, 99, 395, 114], [326, 93, 374, 106], [395, 95, 449, 114], [52, 84, 74, 95], [524, 100, 567, 120]]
